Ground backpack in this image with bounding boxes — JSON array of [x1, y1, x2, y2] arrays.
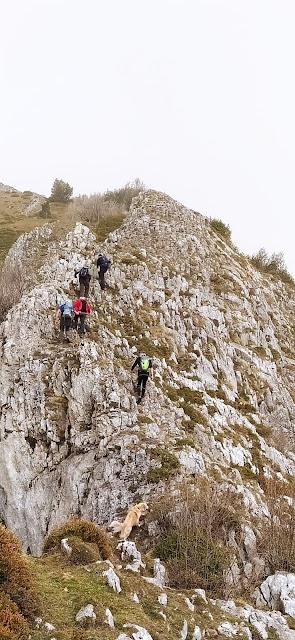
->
[[99, 256, 110, 271], [61, 302, 72, 316], [80, 299, 87, 313], [79, 267, 89, 279], [139, 356, 149, 372]]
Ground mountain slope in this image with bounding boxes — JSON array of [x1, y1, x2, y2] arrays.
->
[[1, 190, 295, 588]]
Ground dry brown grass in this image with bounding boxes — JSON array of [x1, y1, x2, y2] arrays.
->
[[69, 180, 144, 227], [250, 248, 294, 286], [150, 479, 245, 594], [0, 525, 40, 622], [0, 264, 26, 322], [43, 517, 112, 560], [0, 624, 17, 639], [0, 593, 29, 640], [258, 478, 295, 573]]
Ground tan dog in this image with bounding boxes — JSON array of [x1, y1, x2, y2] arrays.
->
[[110, 502, 149, 540]]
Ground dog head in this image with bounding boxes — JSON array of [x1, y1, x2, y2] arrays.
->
[[135, 502, 149, 515]]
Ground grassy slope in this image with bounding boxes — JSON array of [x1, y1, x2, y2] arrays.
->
[[0, 190, 126, 263], [29, 553, 231, 640], [0, 191, 48, 262]]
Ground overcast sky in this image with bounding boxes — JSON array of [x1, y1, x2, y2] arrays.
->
[[1, 0, 295, 272]]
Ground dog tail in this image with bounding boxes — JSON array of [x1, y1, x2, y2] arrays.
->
[[110, 520, 123, 534]]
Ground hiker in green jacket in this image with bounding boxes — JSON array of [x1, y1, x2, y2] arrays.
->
[[131, 353, 153, 404]]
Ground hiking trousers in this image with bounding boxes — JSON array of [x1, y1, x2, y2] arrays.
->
[[60, 314, 72, 333], [98, 269, 107, 290], [137, 372, 149, 398], [79, 280, 90, 297], [74, 313, 86, 334]]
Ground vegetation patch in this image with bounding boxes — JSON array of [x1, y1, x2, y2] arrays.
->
[[258, 479, 295, 573], [147, 448, 180, 483], [151, 480, 243, 594], [0, 525, 40, 622], [137, 415, 154, 424], [43, 517, 112, 561], [210, 218, 231, 242], [174, 437, 195, 450], [250, 248, 294, 286], [0, 593, 29, 640]]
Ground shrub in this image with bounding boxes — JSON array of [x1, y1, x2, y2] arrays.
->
[[151, 479, 244, 594], [0, 625, 16, 639], [0, 525, 40, 621], [156, 528, 229, 592], [258, 479, 295, 572], [71, 179, 145, 226], [0, 593, 29, 640], [0, 264, 26, 322], [50, 178, 73, 203], [63, 536, 100, 565], [147, 448, 180, 483], [40, 199, 51, 219], [251, 248, 294, 286], [210, 218, 231, 242], [103, 178, 145, 209], [43, 517, 112, 560]]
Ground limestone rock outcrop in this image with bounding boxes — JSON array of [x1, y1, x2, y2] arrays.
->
[[0, 189, 295, 569]]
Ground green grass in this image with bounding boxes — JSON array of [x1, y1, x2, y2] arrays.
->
[[147, 448, 180, 483], [28, 553, 227, 640], [94, 214, 125, 242], [137, 415, 154, 424]]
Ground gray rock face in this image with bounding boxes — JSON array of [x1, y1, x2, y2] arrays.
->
[[118, 540, 145, 572], [103, 567, 122, 593], [255, 572, 295, 617], [1, 189, 295, 564], [0, 183, 18, 192], [75, 604, 96, 622], [124, 625, 154, 640]]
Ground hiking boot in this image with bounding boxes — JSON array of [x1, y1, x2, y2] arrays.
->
[[136, 397, 142, 404]]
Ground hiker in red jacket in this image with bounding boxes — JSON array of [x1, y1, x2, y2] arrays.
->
[[73, 297, 91, 335]]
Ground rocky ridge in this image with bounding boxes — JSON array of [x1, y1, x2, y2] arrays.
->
[[1, 190, 295, 636]]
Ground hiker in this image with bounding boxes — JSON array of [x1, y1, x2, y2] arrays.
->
[[73, 296, 91, 335], [96, 254, 111, 290], [55, 300, 73, 338], [74, 263, 91, 297], [131, 352, 153, 404]]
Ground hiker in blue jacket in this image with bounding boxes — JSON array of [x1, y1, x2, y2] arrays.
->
[[55, 300, 73, 337], [96, 254, 111, 290]]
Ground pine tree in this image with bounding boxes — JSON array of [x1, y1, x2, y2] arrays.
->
[[50, 178, 73, 202]]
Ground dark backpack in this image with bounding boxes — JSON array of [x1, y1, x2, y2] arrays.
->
[[99, 256, 110, 271], [79, 267, 89, 279], [81, 299, 87, 313]]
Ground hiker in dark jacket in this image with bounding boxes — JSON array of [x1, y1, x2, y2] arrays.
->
[[96, 254, 111, 290], [131, 353, 153, 404], [74, 263, 91, 297], [73, 297, 91, 334]]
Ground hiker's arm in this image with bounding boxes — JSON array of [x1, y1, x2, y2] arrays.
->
[[131, 358, 139, 371], [55, 308, 61, 320], [149, 359, 154, 380]]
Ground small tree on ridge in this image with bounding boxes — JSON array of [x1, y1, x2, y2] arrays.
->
[[50, 178, 73, 202]]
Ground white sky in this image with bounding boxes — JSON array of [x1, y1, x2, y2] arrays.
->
[[1, 0, 295, 272]]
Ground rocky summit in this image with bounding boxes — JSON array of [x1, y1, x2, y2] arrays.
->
[[1, 189, 295, 639]]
